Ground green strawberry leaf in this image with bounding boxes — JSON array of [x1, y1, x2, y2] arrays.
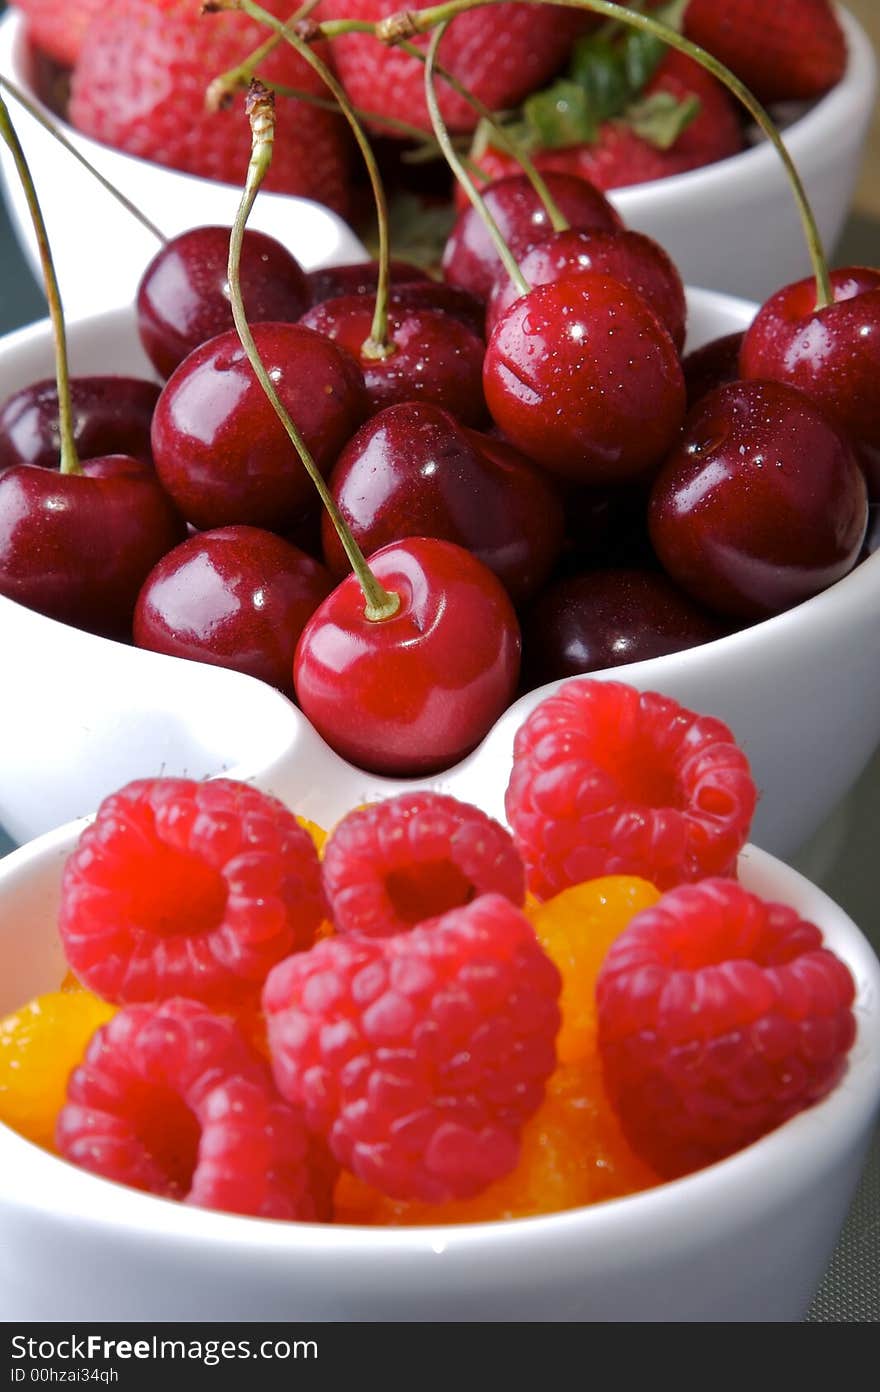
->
[[624, 91, 701, 149], [522, 81, 599, 149], [568, 36, 632, 122]]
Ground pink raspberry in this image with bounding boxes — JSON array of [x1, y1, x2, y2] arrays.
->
[[321, 791, 526, 937], [597, 879, 857, 1177], [505, 679, 757, 897], [60, 777, 325, 1006], [57, 998, 333, 1219], [263, 894, 561, 1201]]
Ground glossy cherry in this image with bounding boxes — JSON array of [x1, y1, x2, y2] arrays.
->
[[441, 172, 623, 302], [486, 228, 687, 349], [0, 375, 160, 473], [682, 331, 744, 410], [649, 380, 868, 619], [0, 456, 186, 639], [739, 267, 880, 499], [305, 259, 430, 305], [321, 402, 564, 604], [484, 272, 686, 485], [386, 282, 486, 339], [294, 537, 521, 776], [521, 568, 725, 689], [133, 525, 332, 695], [137, 225, 309, 379], [299, 296, 487, 425], [150, 322, 368, 531]]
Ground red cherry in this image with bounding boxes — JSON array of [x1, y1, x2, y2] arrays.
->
[[0, 456, 186, 639], [386, 282, 486, 339], [133, 525, 332, 695], [682, 331, 744, 410], [137, 226, 309, 379], [484, 273, 685, 485], [305, 259, 430, 306], [740, 268, 880, 497], [0, 375, 160, 473], [441, 172, 622, 302], [321, 402, 564, 604], [649, 380, 868, 619], [150, 322, 368, 531], [294, 537, 521, 776], [486, 228, 686, 349], [522, 568, 725, 688], [298, 296, 487, 425]]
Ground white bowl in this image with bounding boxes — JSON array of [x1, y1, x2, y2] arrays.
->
[[3, 288, 880, 860], [0, 797, 878, 1320], [0, 6, 875, 308]]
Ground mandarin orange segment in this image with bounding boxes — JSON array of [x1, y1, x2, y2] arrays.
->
[[0, 990, 116, 1151], [296, 816, 327, 855], [527, 876, 661, 1064]]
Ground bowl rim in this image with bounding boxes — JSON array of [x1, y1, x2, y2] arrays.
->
[[0, 4, 875, 210]]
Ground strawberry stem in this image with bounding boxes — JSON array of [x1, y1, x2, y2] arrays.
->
[[424, 24, 530, 297], [205, 0, 322, 111], [0, 95, 81, 475], [228, 82, 399, 622]]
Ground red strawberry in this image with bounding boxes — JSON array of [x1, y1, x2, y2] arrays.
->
[[16, 0, 104, 67], [466, 50, 743, 196], [684, 0, 847, 105], [69, 0, 351, 214], [320, 1, 589, 134]]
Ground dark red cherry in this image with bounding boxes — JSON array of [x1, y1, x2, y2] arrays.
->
[[442, 172, 623, 301], [387, 282, 485, 339], [649, 380, 868, 619], [137, 226, 309, 379], [486, 229, 686, 349], [740, 267, 880, 498], [0, 376, 159, 473], [522, 568, 725, 688], [321, 402, 564, 604], [150, 323, 368, 531], [0, 457, 186, 639], [305, 259, 430, 305], [682, 331, 744, 410], [133, 525, 332, 696], [294, 537, 521, 776], [484, 273, 685, 485], [299, 296, 487, 425]]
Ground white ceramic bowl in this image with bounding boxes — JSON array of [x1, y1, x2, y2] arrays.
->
[[0, 795, 878, 1320], [3, 288, 880, 860], [0, 6, 875, 309]]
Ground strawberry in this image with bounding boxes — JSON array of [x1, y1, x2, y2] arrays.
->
[[68, 0, 352, 214], [320, 1, 589, 134], [16, 0, 105, 68], [464, 47, 743, 197], [684, 0, 847, 105]]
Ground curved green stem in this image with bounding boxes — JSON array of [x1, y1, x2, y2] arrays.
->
[[424, 23, 529, 296], [228, 83, 399, 622], [0, 95, 80, 474], [205, 0, 322, 111], [377, 0, 833, 307], [0, 74, 165, 245]]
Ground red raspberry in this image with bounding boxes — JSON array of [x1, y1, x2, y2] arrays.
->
[[60, 778, 325, 1006], [263, 894, 561, 1202], [597, 879, 857, 1178], [505, 679, 757, 897], [321, 792, 526, 938], [57, 999, 333, 1219]]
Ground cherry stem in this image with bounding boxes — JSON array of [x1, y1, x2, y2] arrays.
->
[[0, 74, 166, 245], [424, 24, 530, 296], [0, 94, 80, 475], [228, 83, 400, 622], [233, 0, 396, 359], [377, 0, 834, 308], [205, 0, 322, 112]]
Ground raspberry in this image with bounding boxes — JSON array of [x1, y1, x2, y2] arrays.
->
[[59, 778, 325, 1006], [505, 679, 756, 897], [527, 876, 661, 1065], [57, 999, 332, 1219], [264, 894, 561, 1202], [321, 792, 525, 937], [0, 990, 116, 1151], [333, 1061, 658, 1225], [597, 879, 857, 1178]]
